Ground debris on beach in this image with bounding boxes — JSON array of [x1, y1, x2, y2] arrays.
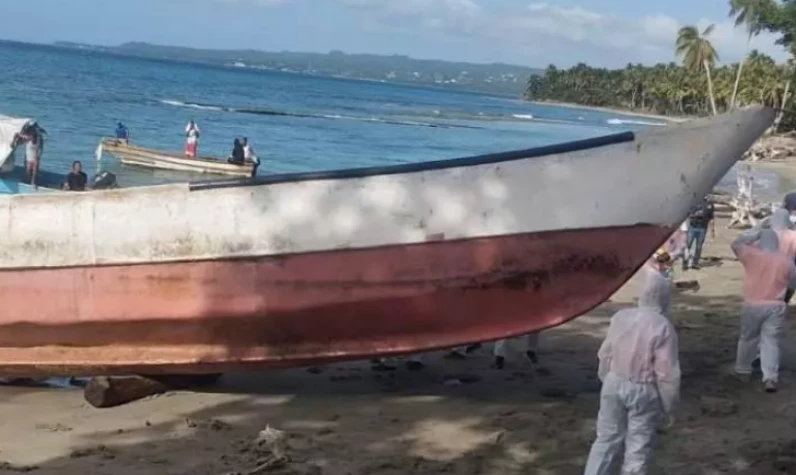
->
[[223, 426, 291, 475], [674, 280, 701, 291], [743, 134, 796, 162], [69, 444, 117, 460], [83, 376, 170, 408], [186, 418, 232, 431], [699, 396, 739, 417]]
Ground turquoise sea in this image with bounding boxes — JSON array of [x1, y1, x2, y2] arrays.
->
[[0, 40, 778, 196], [0, 41, 672, 183]]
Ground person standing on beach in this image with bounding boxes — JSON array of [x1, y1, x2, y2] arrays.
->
[[492, 333, 540, 369], [768, 193, 796, 304], [730, 229, 796, 393], [185, 120, 200, 157], [640, 248, 673, 319], [684, 198, 715, 270], [583, 249, 680, 475], [667, 220, 690, 272]]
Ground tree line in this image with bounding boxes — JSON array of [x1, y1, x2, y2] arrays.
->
[[525, 0, 796, 131]]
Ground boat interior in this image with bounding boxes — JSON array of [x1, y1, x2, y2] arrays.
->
[[0, 166, 63, 194]]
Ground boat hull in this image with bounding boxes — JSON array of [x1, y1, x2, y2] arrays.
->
[[0, 223, 668, 376], [100, 139, 255, 177], [0, 107, 776, 376]]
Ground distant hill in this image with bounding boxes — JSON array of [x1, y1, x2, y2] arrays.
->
[[54, 41, 542, 96]]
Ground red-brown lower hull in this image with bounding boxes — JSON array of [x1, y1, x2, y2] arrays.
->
[[0, 224, 670, 376]]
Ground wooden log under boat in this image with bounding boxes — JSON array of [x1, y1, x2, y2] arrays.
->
[[99, 139, 256, 178], [0, 106, 776, 377]]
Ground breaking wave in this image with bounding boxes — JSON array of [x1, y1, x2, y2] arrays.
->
[[159, 98, 666, 131], [160, 99, 224, 112], [160, 99, 482, 129], [606, 118, 667, 127]]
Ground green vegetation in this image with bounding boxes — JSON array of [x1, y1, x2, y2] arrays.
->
[[525, 0, 796, 130]]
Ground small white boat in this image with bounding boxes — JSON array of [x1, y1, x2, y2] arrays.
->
[[0, 116, 60, 194], [99, 138, 257, 177], [0, 106, 775, 376]]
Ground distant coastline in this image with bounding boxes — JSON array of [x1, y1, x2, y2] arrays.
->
[[528, 100, 692, 123], [44, 40, 541, 96], [2, 39, 699, 124]]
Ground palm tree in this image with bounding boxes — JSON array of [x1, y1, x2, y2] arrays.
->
[[772, 60, 794, 132], [676, 25, 720, 115], [728, 0, 770, 109]]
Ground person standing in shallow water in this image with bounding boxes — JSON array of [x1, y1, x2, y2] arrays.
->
[[184, 120, 200, 157]]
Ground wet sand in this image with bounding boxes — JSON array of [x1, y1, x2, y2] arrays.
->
[[3, 166, 796, 475]]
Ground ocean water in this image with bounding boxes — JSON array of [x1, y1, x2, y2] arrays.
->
[[0, 41, 778, 196]]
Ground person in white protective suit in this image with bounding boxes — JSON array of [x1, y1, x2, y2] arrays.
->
[[768, 206, 796, 304], [583, 249, 680, 475], [730, 228, 796, 393], [493, 332, 540, 369], [638, 249, 673, 319]]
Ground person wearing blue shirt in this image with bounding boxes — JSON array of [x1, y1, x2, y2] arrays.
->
[[115, 122, 129, 144]]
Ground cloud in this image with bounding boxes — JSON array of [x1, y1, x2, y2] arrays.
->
[[215, 0, 288, 6], [336, 0, 789, 66], [336, 0, 481, 33]]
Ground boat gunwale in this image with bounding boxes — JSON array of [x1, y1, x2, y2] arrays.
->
[[117, 158, 254, 177], [188, 131, 635, 191], [100, 139, 256, 171]]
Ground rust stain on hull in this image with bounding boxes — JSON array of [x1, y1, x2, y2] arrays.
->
[[0, 224, 670, 376]]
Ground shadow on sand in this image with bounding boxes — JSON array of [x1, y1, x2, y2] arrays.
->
[[1, 291, 795, 475]]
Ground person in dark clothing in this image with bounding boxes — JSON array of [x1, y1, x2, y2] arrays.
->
[[115, 122, 130, 144], [63, 160, 88, 191], [684, 198, 715, 270], [227, 138, 245, 165]]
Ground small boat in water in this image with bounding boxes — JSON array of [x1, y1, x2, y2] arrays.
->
[[99, 139, 257, 178], [0, 166, 63, 194], [0, 107, 775, 377]]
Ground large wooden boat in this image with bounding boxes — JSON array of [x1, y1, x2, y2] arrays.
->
[[99, 139, 256, 177], [0, 107, 775, 376]]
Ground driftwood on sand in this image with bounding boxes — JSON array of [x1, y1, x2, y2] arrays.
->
[[84, 374, 222, 408], [742, 133, 796, 162], [708, 165, 773, 230]]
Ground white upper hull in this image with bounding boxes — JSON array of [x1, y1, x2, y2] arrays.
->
[[0, 106, 775, 269]]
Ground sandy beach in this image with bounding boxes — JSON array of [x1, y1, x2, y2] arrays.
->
[[528, 100, 692, 123], [1, 163, 795, 475]]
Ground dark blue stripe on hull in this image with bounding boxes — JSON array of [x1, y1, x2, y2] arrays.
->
[[189, 131, 635, 191]]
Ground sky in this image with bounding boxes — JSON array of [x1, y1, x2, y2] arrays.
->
[[0, 0, 791, 68]]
